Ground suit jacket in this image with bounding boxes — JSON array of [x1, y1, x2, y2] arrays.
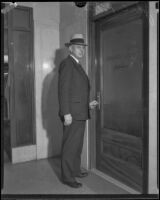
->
[[58, 55, 90, 120]]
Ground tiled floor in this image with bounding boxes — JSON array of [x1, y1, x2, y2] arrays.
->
[[2, 157, 129, 194]]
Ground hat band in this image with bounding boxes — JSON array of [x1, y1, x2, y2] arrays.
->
[[70, 38, 85, 44]]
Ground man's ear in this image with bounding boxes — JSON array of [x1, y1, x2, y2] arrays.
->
[[69, 45, 72, 53]]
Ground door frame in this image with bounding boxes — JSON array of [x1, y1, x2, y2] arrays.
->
[[88, 2, 149, 193], [3, 4, 36, 163]]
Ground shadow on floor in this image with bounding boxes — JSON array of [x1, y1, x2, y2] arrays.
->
[[47, 156, 130, 194], [3, 157, 131, 194], [4, 120, 11, 162], [48, 156, 62, 182]]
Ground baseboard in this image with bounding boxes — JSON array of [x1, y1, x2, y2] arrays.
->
[[12, 145, 37, 163], [91, 168, 140, 194]]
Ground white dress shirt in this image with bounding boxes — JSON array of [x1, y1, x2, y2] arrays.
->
[[70, 54, 79, 64]]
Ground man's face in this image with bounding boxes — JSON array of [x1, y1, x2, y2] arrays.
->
[[70, 44, 85, 59]]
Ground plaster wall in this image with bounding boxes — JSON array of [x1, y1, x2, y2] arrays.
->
[[18, 2, 63, 159]]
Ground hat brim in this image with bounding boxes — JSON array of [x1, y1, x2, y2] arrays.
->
[[65, 42, 88, 47]]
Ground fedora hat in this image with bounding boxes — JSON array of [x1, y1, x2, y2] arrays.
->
[[65, 33, 87, 47]]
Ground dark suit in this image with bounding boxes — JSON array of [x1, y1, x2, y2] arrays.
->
[[58, 55, 90, 182]]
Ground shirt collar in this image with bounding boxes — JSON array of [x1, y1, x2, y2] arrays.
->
[[70, 54, 79, 64]]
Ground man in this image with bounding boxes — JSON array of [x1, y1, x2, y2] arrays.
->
[[58, 33, 98, 188]]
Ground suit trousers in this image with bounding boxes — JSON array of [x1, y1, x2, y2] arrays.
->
[[61, 119, 86, 183]]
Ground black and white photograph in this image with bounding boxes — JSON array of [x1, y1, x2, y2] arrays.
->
[[1, 1, 159, 199]]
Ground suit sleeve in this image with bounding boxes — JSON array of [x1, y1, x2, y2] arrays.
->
[[58, 61, 73, 116]]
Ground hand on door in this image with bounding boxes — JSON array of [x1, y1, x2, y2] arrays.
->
[[89, 100, 99, 109]]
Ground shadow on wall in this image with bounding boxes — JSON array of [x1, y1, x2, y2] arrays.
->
[[41, 48, 67, 157]]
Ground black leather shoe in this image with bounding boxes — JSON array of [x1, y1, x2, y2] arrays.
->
[[76, 172, 88, 178], [63, 181, 82, 188]]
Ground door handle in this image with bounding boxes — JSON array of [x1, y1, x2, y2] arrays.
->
[[97, 91, 101, 110]]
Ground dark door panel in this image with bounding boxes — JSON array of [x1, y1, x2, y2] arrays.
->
[[13, 31, 33, 146], [8, 6, 35, 148]]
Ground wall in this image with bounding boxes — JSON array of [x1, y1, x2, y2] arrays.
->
[[148, 2, 158, 194], [33, 2, 63, 159], [16, 1, 92, 170], [60, 2, 89, 169], [14, 2, 89, 163], [17, 2, 63, 159]]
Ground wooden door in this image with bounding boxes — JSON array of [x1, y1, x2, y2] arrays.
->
[[8, 6, 35, 148], [95, 3, 149, 192]]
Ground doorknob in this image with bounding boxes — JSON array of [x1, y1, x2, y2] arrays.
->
[[97, 91, 101, 110]]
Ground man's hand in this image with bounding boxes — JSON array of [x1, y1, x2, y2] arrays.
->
[[64, 114, 72, 126], [89, 100, 99, 110]]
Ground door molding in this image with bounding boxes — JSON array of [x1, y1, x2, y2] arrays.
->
[[8, 5, 36, 148], [88, 2, 149, 193], [91, 168, 140, 194], [12, 145, 36, 163]]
